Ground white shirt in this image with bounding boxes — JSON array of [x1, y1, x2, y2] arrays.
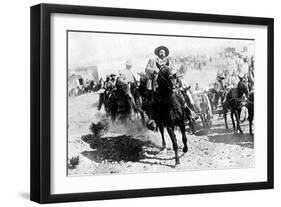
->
[[119, 68, 136, 83]]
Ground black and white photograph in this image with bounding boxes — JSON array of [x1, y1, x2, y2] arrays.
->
[[0, 0, 278, 206], [67, 31, 255, 176]]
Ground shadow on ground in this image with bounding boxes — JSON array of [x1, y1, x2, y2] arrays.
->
[[81, 134, 160, 162], [208, 133, 254, 148], [193, 119, 254, 149]]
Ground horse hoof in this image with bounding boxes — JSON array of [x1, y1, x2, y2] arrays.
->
[[175, 160, 180, 165], [183, 146, 188, 153]]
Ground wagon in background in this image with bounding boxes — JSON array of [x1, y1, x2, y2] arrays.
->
[[192, 90, 213, 128]]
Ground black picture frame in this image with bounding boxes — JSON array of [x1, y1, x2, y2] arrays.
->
[[30, 3, 274, 204]]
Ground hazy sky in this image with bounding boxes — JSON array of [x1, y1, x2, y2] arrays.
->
[[68, 31, 254, 69]]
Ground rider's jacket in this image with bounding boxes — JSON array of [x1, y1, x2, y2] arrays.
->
[[145, 57, 170, 90], [119, 68, 137, 85], [214, 79, 224, 92], [145, 57, 170, 77]]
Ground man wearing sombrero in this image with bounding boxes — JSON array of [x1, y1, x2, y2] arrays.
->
[[142, 46, 171, 130], [213, 71, 225, 109], [145, 45, 171, 91], [143, 46, 198, 128]]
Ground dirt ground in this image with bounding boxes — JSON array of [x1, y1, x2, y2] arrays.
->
[[67, 93, 254, 176]]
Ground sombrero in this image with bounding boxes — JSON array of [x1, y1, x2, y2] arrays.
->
[[154, 45, 169, 57]]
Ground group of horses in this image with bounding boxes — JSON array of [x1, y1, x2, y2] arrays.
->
[[97, 67, 254, 165], [207, 76, 254, 135]]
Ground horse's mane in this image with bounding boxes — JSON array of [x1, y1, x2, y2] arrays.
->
[[157, 67, 175, 92], [237, 80, 249, 97]]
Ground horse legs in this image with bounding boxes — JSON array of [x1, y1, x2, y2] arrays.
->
[[139, 110, 146, 126], [249, 116, 253, 135], [179, 123, 188, 153], [188, 117, 195, 134], [223, 105, 228, 130], [167, 126, 180, 165], [248, 104, 254, 135], [98, 93, 104, 110], [158, 123, 166, 150], [201, 114, 207, 128], [230, 110, 236, 132], [234, 110, 243, 134]]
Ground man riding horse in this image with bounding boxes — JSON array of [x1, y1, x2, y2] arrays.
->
[[145, 46, 171, 92], [117, 60, 138, 111], [223, 72, 249, 134], [142, 46, 196, 130]]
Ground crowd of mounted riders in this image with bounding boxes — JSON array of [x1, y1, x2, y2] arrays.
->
[[98, 46, 198, 129], [96, 45, 254, 165], [98, 45, 254, 131], [208, 52, 254, 112]]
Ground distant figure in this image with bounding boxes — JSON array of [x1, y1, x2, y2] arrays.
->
[[88, 80, 95, 92], [103, 75, 113, 91], [229, 70, 239, 88], [98, 75, 115, 111], [213, 72, 225, 109], [110, 73, 117, 82], [76, 77, 84, 89], [195, 83, 200, 91]]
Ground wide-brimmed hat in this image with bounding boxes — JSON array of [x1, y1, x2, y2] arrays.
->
[[154, 45, 169, 57]]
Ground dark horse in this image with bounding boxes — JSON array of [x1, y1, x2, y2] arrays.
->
[[151, 67, 189, 165], [108, 77, 145, 124], [222, 78, 249, 133]]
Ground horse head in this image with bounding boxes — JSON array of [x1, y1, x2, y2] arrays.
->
[[157, 66, 177, 92], [237, 78, 249, 101]]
